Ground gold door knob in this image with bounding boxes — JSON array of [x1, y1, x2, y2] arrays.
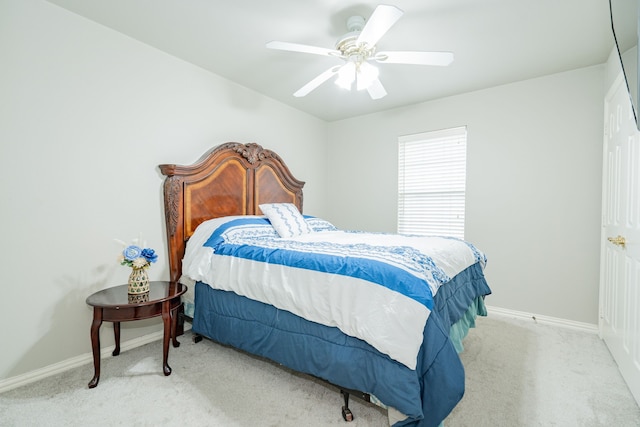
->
[[607, 235, 626, 247]]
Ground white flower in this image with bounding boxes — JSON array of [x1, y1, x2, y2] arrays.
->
[[132, 257, 148, 268]]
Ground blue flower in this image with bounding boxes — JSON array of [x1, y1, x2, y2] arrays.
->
[[123, 245, 142, 261], [141, 248, 158, 263]]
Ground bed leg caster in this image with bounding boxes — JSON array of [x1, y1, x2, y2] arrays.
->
[[340, 390, 354, 422], [193, 334, 203, 343]]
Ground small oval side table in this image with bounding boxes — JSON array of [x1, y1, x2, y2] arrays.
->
[[85, 281, 187, 388]]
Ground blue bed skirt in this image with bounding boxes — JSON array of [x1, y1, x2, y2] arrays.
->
[[192, 262, 491, 427]]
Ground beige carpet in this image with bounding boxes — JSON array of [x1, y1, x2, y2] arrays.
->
[[1, 314, 639, 426]]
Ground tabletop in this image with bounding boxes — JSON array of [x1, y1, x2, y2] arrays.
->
[[86, 281, 187, 308]]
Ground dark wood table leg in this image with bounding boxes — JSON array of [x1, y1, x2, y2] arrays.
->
[[112, 322, 121, 356], [175, 304, 185, 336], [170, 305, 181, 348], [162, 300, 172, 376], [88, 308, 103, 388]]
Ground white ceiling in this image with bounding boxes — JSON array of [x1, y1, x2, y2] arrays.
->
[[46, 0, 613, 122]]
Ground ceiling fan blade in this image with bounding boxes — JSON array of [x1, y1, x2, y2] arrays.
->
[[375, 51, 454, 66], [266, 41, 340, 57], [357, 5, 404, 47], [294, 66, 341, 97], [366, 78, 387, 100]]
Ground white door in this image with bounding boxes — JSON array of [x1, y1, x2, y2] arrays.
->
[[601, 73, 640, 406]]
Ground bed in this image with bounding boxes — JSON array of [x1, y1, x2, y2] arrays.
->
[[159, 142, 491, 427]]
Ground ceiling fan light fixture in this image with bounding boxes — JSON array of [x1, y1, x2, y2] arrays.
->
[[335, 62, 356, 90], [356, 61, 379, 91]]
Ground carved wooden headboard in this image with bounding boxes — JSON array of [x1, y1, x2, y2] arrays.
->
[[158, 142, 305, 282]]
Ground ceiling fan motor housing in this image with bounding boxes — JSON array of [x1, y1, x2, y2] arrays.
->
[[336, 15, 375, 61]]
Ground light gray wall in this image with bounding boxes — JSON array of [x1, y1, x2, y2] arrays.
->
[[0, 0, 327, 381], [326, 66, 605, 325]]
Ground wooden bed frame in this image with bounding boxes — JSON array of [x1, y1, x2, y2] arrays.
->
[[158, 142, 305, 283]]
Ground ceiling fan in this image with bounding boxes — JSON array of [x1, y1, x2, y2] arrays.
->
[[266, 4, 454, 100]]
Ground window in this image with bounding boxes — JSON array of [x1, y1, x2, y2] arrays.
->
[[397, 126, 467, 238]]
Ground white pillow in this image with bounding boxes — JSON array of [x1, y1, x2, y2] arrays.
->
[[259, 203, 313, 238]]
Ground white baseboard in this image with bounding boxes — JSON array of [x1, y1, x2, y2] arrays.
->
[[485, 305, 599, 334], [0, 325, 190, 394]]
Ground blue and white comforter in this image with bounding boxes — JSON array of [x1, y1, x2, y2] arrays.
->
[[182, 216, 486, 370]]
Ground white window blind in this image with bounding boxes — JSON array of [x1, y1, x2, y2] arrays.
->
[[398, 126, 467, 238]]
